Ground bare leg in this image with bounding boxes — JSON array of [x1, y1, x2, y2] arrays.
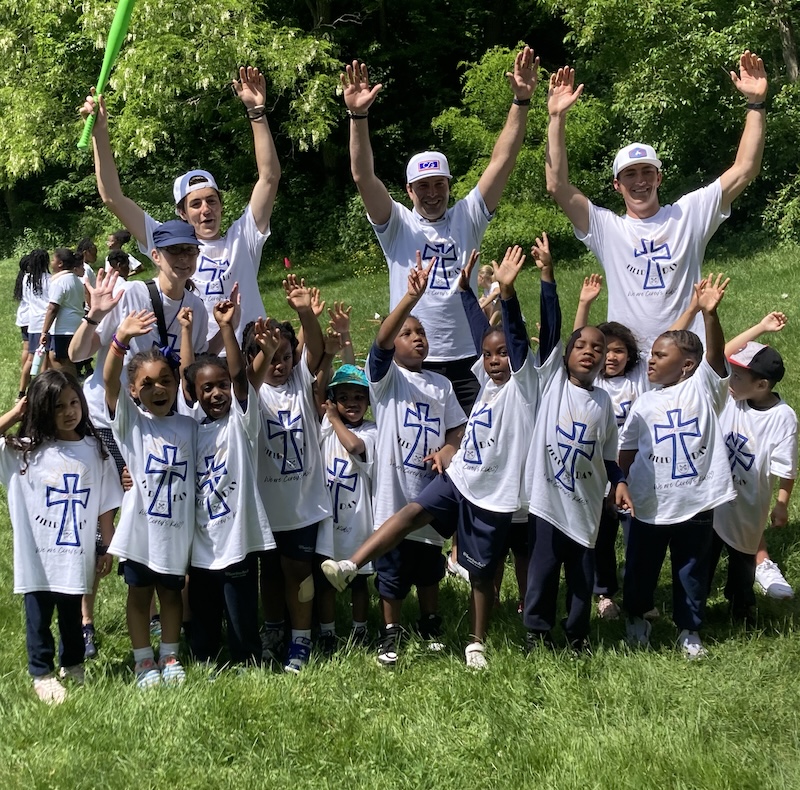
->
[[280, 556, 313, 630], [351, 585, 369, 623], [260, 551, 284, 622], [417, 583, 439, 618], [156, 587, 183, 645], [470, 578, 494, 642], [381, 597, 403, 626], [756, 533, 769, 565], [317, 583, 336, 626], [18, 350, 33, 395], [351, 503, 432, 568], [127, 586, 155, 650]]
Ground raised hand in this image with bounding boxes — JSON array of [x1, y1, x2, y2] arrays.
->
[[85, 269, 122, 317], [341, 61, 382, 114], [408, 251, 434, 299], [283, 274, 312, 312], [492, 245, 526, 289], [328, 302, 352, 334], [505, 46, 539, 101], [324, 327, 342, 356], [117, 310, 157, 343], [78, 88, 107, 131], [232, 66, 267, 110], [177, 306, 193, 329], [548, 67, 584, 116], [759, 311, 787, 334], [310, 287, 325, 318], [459, 249, 480, 291], [730, 51, 767, 103], [252, 317, 282, 357], [695, 272, 730, 314], [579, 273, 603, 304], [213, 299, 237, 327], [531, 231, 552, 270]]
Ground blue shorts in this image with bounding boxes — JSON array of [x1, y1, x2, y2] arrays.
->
[[120, 559, 185, 591], [20, 327, 28, 343], [374, 540, 446, 600], [273, 523, 319, 561], [415, 473, 513, 580]]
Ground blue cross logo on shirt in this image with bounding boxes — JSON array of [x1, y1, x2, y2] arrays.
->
[[198, 254, 228, 296], [463, 404, 493, 465], [633, 239, 672, 290], [145, 444, 187, 518], [554, 421, 596, 492], [654, 409, 701, 479], [725, 432, 756, 473], [267, 410, 304, 474], [615, 399, 632, 427], [198, 455, 231, 520], [421, 242, 458, 291], [46, 473, 90, 547], [403, 402, 441, 470], [327, 457, 358, 524]]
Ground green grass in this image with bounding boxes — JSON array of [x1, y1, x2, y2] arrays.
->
[[1, 241, 799, 789]]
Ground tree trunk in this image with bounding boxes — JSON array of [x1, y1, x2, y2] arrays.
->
[[771, 0, 799, 82]]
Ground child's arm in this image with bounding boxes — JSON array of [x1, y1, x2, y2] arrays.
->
[[177, 307, 195, 405], [725, 311, 787, 356], [458, 250, 491, 356], [95, 509, 116, 578], [770, 478, 794, 528], [0, 398, 27, 436], [618, 449, 637, 477], [214, 298, 248, 402], [246, 319, 282, 390], [324, 400, 367, 456], [573, 273, 602, 331], [314, 330, 341, 417], [376, 253, 434, 350], [668, 276, 707, 331], [103, 310, 157, 415], [284, 275, 325, 374], [492, 245, 529, 372], [328, 302, 356, 366], [531, 232, 561, 361], [39, 301, 61, 348], [695, 273, 730, 376], [424, 424, 466, 474]]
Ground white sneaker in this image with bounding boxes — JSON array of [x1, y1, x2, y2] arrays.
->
[[446, 556, 470, 582], [158, 655, 186, 685], [597, 596, 620, 620], [465, 642, 488, 670], [677, 629, 708, 660], [625, 616, 652, 648], [320, 559, 358, 592], [755, 559, 794, 599], [33, 674, 67, 704], [58, 664, 85, 685]]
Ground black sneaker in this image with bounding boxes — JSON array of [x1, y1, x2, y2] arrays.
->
[[317, 630, 338, 657], [261, 626, 285, 666], [416, 613, 445, 652], [377, 625, 403, 668], [83, 623, 97, 660], [349, 624, 369, 646], [525, 629, 556, 653]]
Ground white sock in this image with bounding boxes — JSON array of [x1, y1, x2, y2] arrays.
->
[[160, 642, 180, 658], [319, 622, 336, 635], [291, 629, 312, 642], [133, 647, 154, 665], [352, 620, 367, 630]]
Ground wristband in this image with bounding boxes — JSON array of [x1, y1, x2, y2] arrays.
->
[[83, 315, 99, 326], [109, 344, 126, 359], [245, 105, 267, 121], [512, 97, 531, 106], [111, 333, 130, 351], [346, 110, 369, 120], [746, 101, 766, 110]]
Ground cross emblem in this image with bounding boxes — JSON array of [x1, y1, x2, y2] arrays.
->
[[197, 254, 229, 296], [145, 444, 188, 518], [327, 457, 358, 524], [421, 242, 458, 291], [267, 410, 304, 474], [463, 404, 493, 465], [633, 239, 672, 290], [46, 473, 90, 546], [654, 409, 701, 479], [403, 402, 441, 470], [554, 421, 596, 492], [615, 399, 632, 427], [725, 432, 756, 473], [198, 454, 231, 520]]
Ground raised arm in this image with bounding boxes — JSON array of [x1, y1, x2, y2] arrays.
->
[[458, 250, 490, 356], [233, 67, 281, 234], [545, 67, 590, 234], [80, 93, 147, 245], [328, 302, 356, 366], [531, 232, 561, 361], [476, 46, 539, 213], [719, 51, 768, 211], [0, 398, 26, 437], [104, 310, 157, 415], [284, 275, 325, 374], [246, 318, 281, 390], [376, 253, 434, 350], [725, 311, 786, 356], [574, 273, 602, 331], [68, 269, 123, 361], [214, 298, 248, 401], [177, 307, 195, 405], [695, 273, 730, 376], [491, 245, 529, 372], [341, 61, 393, 225]]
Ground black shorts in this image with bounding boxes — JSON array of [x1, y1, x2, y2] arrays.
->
[[48, 334, 72, 360], [273, 523, 319, 561], [120, 559, 185, 590], [374, 540, 446, 600]]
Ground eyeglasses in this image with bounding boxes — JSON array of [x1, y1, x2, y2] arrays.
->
[[161, 245, 199, 257]]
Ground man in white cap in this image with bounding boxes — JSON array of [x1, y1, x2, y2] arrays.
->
[[341, 47, 539, 411], [545, 52, 768, 350], [81, 66, 280, 344]]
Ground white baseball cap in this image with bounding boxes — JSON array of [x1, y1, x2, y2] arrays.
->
[[173, 169, 220, 206], [406, 152, 452, 184], [613, 143, 662, 178]]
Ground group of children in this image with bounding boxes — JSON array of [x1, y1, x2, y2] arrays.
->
[[2, 225, 797, 704]]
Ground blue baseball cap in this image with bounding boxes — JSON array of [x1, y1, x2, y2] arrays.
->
[[152, 220, 199, 248]]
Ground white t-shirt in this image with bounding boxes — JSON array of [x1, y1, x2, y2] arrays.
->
[[108, 390, 198, 575], [0, 437, 123, 594], [82, 280, 207, 431], [713, 396, 798, 554], [446, 355, 539, 513], [23, 273, 51, 336], [255, 357, 332, 531], [16, 292, 29, 328], [576, 180, 729, 350], [594, 358, 650, 430], [367, 346, 467, 545], [49, 271, 86, 336], [83, 263, 97, 289], [316, 417, 377, 573], [370, 187, 492, 362], [193, 385, 275, 569], [527, 345, 619, 548], [619, 358, 736, 525], [140, 208, 269, 343]]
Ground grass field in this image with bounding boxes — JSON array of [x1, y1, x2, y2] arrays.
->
[[0, 239, 799, 789]]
